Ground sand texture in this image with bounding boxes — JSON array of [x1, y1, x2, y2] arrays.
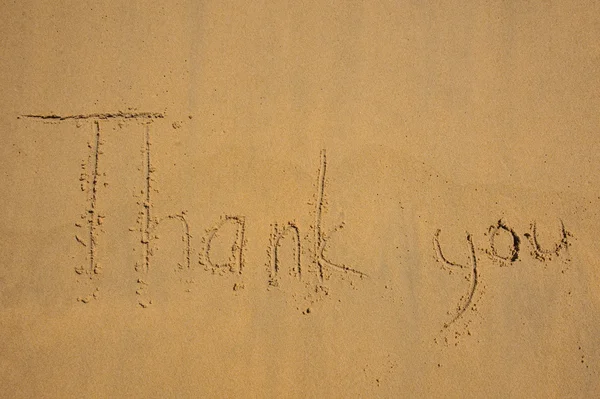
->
[[1, 1, 600, 397]]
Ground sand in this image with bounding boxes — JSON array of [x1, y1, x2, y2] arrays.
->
[[1, 1, 599, 397]]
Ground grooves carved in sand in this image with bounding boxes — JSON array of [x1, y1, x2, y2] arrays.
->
[[433, 229, 479, 328]]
